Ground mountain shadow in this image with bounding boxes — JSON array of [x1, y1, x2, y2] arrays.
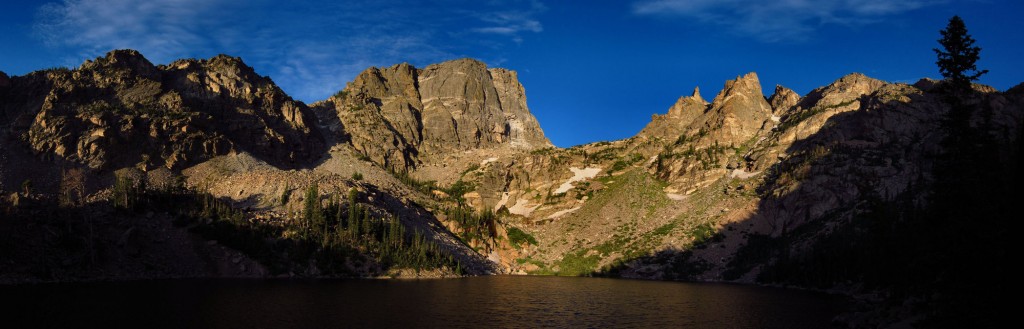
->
[[0, 176, 496, 283], [598, 83, 1021, 326]]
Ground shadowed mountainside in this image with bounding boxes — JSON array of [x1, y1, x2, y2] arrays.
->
[[0, 50, 324, 173]]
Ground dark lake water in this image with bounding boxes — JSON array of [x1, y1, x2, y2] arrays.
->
[[0, 276, 845, 328]]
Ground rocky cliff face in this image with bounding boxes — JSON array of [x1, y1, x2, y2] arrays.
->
[[314, 58, 551, 171], [637, 73, 773, 147], [767, 85, 799, 115], [695, 72, 774, 146], [314, 63, 423, 170], [0, 50, 323, 171], [638, 87, 707, 140]]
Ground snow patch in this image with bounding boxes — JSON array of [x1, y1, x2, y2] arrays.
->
[[509, 200, 540, 217], [547, 206, 582, 219], [494, 192, 511, 212], [729, 169, 760, 179], [553, 167, 602, 194], [770, 115, 781, 122]]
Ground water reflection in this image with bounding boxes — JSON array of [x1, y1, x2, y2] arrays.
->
[[0, 276, 844, 328]]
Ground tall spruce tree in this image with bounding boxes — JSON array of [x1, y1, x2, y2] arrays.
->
[[303, 182, 324, 237], [934, 15, 988, 94]]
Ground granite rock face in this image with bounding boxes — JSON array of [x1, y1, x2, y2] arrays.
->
[[315, 63, 424, 170], [795, 73, 886, 111], [696, 72, 774, 146], [639, 73, 775, 147], [638, 87, 707, 140], [315, 58, 551, 171], [488, 67, 549, 150], [772, 73, 887, 147], [768, 85, 800, 115]]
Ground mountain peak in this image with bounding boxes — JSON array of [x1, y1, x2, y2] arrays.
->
[[669, 86, 708, 117], [1007, 81, 1024, 95], [319, 58, 550, 171], [208, 54, 250, 68], [442, 57, 488, 66], [92, 49, 149, 67], [423, 58, 489, 73], [797, 72, 885, 110], [101, 49, 148, 63], [162, 53, 259, 77], [344, 62, 420, 103], [834, 72, 879, 87], [768, 85, 800, 115], [80, 49, 158, 77], [691, 87, 706, 104], [637, 85, 711, 139], [690, 72, 772, 145], [712, 72, 763, 105]]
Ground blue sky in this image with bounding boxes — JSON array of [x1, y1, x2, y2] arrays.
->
[[2, 0, 1022, 147]]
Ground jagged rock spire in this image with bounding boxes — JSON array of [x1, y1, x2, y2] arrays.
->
[[692, 86, 706, 104], [768, 85, 800, 115]]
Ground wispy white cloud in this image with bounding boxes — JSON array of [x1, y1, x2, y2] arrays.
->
[[32, 0, 545, 102], [472, 12, 544, 35], [467, 0, 545, 45], [34, 0, 238, 62], [632, 0, 941, 42]]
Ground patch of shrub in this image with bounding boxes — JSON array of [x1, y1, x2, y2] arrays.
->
[[507, 227, 538, 248]]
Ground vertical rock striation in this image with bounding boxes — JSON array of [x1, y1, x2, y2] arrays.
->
[[316, 58, 551, 171]]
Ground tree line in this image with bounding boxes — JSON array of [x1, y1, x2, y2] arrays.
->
[[109, 174, 465, 276]]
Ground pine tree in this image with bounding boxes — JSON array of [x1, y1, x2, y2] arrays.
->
[[934, 15, 988, 94], [361, 209, 371, 241], [303, 182, 324, 238]]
